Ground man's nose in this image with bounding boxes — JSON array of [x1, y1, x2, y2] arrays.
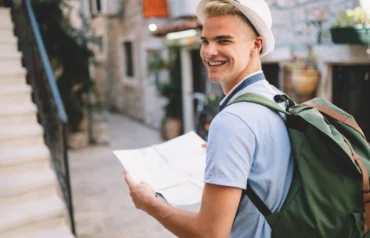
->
[[204, 43, 218, 57]]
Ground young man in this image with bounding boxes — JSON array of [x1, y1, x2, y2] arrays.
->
[[124, 0, 293, 237]]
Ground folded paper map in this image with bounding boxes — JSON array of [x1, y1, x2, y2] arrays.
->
[[113, 131, 206, 206]]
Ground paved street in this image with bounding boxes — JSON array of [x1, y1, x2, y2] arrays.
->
[[69, 114, 190, 238]]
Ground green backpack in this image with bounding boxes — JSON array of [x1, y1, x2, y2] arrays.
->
[[228, 93, 370, 238]]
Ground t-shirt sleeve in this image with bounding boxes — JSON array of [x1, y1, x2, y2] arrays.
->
[[204, 111, 256, 190]]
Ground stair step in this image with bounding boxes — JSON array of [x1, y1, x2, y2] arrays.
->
[[0, 9, 13, 29], [0, 29, 16, 43], [0, 51, 21, 61], [0, 196, 67, 233], [1, 216, 68, 238], [0, 184, 59, 209], [33, 226, 75, 238], [0, 169, 58, 198], [0, 83, 31, 94], [0, 144, 49, 166], [0, 144, 51, 178], [0, 84, 32, 105], [0, 41, 18, 53], [0, 123, 45, 149], [0, 63, 25, 75], [0, 67, 26, 85], [0, 103, 38, 125], [0, 58, 23, 69]]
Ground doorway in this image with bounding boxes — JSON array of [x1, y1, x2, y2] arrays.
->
[[332, 64, 370, 138]]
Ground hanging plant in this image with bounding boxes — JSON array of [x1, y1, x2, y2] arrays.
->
[[331, 7, 370, 45], [31, 0, 100, 133]]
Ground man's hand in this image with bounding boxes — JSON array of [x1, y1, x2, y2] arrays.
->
[[124, 169, 157, 212]]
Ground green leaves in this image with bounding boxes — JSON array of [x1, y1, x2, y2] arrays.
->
[[333, 7, 370, 28], [32, 0, 97, 133]]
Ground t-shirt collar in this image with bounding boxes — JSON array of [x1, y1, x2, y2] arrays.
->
[[219, 70, 264, 106]]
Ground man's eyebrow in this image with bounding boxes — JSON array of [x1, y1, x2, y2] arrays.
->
[[214, 35, 234, 40], [200, 35, 234, 41]]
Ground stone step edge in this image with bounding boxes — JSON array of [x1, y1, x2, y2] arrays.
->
[[0, 144, 50, 167], [0, 24, 13, 30], [0, 67, 26, 76], [0, 169, 57, 198], [0, 196, 67, 233], [0, 52, 22, 59], [0, 68, 26, 76], [0, 84, 31, 93], [0, 103, 37, 117], [32, 226, 75, 238], [0, 123, 43, 141], [0, 56, 22, 62]]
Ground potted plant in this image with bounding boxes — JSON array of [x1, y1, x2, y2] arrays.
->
[[147, 48, 183, 140], [32, 0, 100, 148], [283, 46, 320, 102], [330, 7, 370, 44]]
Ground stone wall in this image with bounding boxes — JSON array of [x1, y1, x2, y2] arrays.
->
[[75, 0, 169, 127], [268, 0, 358, 50], [265, 0, 367, 102], [116, 0, 145, 121], [83, 0, 364, 128], [106, 18, 122, 112], [116, 0, 170, 126], [90, 16, 109, 108], [89, 15, 123, 113]]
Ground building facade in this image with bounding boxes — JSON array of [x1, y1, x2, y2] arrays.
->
[[75, 0, 369, 137], [152, 0, 370, 136]]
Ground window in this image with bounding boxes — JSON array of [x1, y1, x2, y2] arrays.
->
[[97, 36, 104, 54], [96, 0, 102, 12], [90, 0, 102, 16], [124, 42, 134, 77]]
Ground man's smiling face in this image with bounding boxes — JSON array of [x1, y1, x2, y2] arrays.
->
[[200, 15, 256, 88]]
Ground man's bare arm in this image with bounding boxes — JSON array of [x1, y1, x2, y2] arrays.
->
[[144, 184, 242, 238]]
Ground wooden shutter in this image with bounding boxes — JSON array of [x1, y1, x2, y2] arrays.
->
[[143, 0, 168, 18]]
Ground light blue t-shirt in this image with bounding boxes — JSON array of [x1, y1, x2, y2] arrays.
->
[[204, 78, 294, 238]]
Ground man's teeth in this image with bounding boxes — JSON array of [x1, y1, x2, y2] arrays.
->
[[208, 61, 225, 66]]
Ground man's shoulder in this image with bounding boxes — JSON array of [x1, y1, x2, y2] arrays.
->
[[223, 81, 286, 122], [222, 98, 281, 125]]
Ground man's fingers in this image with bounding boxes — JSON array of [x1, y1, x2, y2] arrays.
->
[[124, 170, 136, 189], [140, 181, 149, 185]]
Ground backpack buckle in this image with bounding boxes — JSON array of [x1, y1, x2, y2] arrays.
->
[[274, 95, 295, 111]]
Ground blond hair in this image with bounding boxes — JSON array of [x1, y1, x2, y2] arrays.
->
[[203, 0, 258, 37]]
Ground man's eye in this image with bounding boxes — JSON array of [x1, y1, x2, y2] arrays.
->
[[219, 40, 230, 44], [201, 40, 208, 44]]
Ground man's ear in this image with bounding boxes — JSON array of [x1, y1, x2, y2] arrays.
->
[[254, 36, 264, 55]]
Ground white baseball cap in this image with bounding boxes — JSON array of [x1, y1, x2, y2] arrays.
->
[[196, 0, 275, 57]]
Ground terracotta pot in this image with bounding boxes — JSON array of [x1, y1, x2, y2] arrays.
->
[[92, 110, 109, 145], [68, 132, 89, 149], [164, 117, 181, 140], [93, 121, 109, 144], [290, 69, 320, 96]]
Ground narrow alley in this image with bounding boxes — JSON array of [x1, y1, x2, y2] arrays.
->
[[69, 114, 179, 238]]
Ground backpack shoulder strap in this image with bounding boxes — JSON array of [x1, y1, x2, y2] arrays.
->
[[227, 93, 290, 115], [304, 101, 367, 140], [228, 93, 288, 219], [234, 184, 272, 223]]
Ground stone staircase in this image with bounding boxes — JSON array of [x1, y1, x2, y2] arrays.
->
[[0, 7, 74, 238]]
